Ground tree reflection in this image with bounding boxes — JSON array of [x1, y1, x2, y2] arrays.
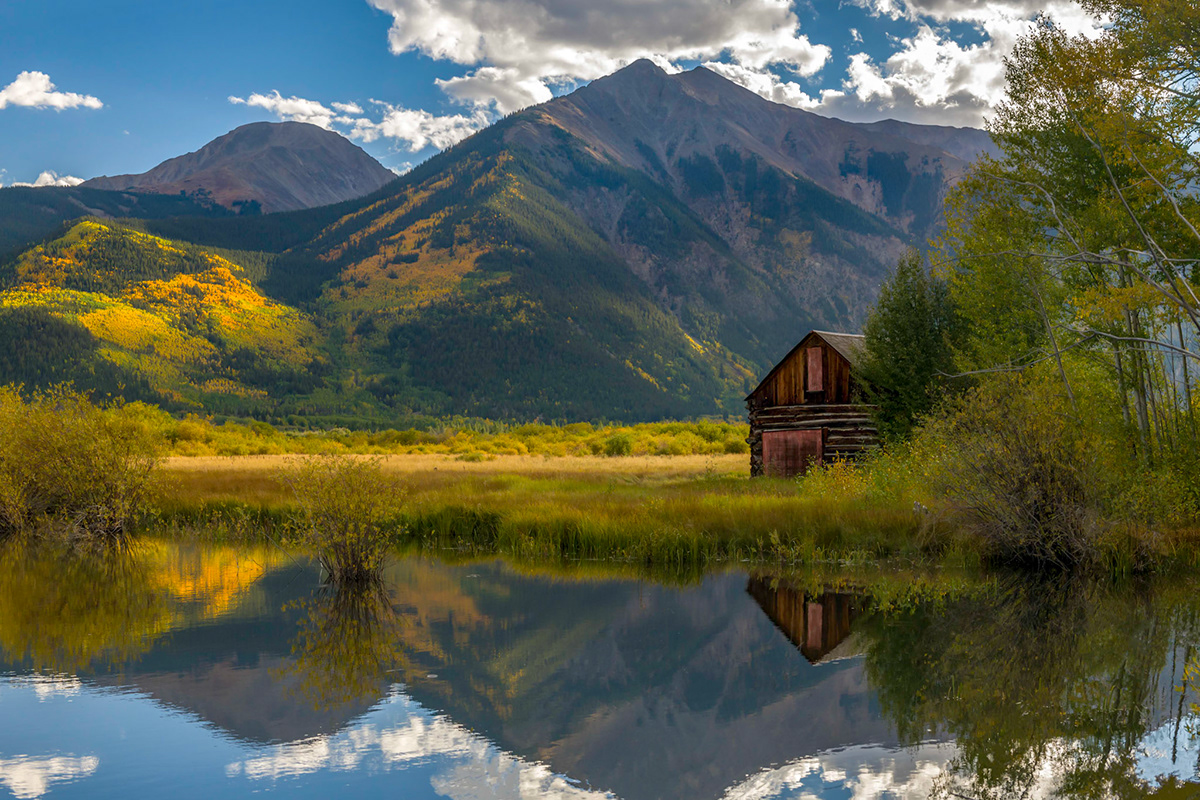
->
[[858, 576, 1200, 798], [283, 578, 407, 710], [0, 541, 171, 672]]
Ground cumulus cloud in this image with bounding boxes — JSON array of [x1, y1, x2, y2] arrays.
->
[[229, 92, 487, 153], [351, 0, 1104, 129], [8, 170, 85, 188], [366, 0, 831, 114], [352, 104, 489, 150], [0, 71, 102, 111], [818, 0, 1103, 125], [229, 91, 339, 129]]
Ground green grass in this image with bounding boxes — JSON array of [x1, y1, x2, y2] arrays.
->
[[149, 452, 952, 573]]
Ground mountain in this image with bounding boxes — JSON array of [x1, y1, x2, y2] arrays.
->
[[0, 62, 993, 422], [83, 121, 397, 213], [255, 60, 992, 419]]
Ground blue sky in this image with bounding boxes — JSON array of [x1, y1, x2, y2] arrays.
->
[[0, 0, 1099, 186]]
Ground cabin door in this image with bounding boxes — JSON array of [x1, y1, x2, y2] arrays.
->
[[761, 428, 825, 477]]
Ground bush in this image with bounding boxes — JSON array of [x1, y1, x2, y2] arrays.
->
[[603, 432, 633, 457], [0, 386, 159, 540], [284, 456, 404, 582], [919, 376, 1102, 567]]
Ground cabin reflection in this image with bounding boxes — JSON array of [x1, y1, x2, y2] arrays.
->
[[746, 576, 868, 664]]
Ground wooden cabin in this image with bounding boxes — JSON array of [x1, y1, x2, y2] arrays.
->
[[746, 330, 879, 477]]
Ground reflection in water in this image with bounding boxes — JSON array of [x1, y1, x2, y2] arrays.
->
[[1, 542, 1200, 798], [0, 542, 170, 672], [718, 742, 954, 800], [227, 690, 613, 799], [857, 576, 1200, 799], [283, 579, 406, 709], [746, 577, 867, 664], [0, 754, 99, 799]]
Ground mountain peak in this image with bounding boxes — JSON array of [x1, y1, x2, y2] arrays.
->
[[83, 121, 396, 213]]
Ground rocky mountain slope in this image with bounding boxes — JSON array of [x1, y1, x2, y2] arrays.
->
[[84, 121, 397, 213], [256, 60, 991, 419]]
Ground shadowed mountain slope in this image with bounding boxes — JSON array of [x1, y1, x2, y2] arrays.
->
[[253, 60, 991, 419]]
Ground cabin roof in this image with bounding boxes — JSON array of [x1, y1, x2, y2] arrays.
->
[[811, 331, 866, 367], [746, 330, 866, 401]]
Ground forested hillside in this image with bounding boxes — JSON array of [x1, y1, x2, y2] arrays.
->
[[0, 221, 328, 415], [0, 62, 991, 423]]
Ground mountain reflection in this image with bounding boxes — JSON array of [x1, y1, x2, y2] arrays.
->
[[0, 543, 1199, 798]]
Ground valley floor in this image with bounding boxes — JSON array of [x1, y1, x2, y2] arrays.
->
[[156, 453, 929, 572]]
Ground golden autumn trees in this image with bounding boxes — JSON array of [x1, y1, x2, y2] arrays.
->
[[939, 2, 1200, 463]]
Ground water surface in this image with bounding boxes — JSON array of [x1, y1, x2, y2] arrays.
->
[[0, 543, 1197, 799]]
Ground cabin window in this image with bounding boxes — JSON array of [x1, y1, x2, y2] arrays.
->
[[762, 428, 824, 477], [806, 347, 824, 393]]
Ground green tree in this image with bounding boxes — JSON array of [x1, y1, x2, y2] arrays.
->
[[859, 249, 960, 440]]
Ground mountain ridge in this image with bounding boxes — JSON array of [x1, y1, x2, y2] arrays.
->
[[83, 121, 397, 214]]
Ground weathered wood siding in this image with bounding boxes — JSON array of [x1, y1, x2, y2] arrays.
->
[[748, 333, 854, 407], [747, 403, 879, 476], [762, 428, 824, 477]]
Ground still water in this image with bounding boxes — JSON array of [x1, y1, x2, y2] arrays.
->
[[0, 542, 1198, 799]]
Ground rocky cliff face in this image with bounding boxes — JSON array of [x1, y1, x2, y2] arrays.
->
[[83, 121, 397, 213]]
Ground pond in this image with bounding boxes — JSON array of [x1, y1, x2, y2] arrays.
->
[[0, 542, 1198, 799]]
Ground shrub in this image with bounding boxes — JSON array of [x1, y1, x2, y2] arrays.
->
[[284, 456, 404, 582], [919, 376, 1102, 568], [0, 386, 159, 540], [603, 432, 633, 457]]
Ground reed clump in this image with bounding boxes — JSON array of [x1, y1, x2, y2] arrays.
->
[[284, 456, 405, 582], [0, 386, 158, 541]]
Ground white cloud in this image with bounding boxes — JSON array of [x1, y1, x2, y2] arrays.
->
[[351, 105, 488, 150], [366, 0, 832, 114], [229, 91, 488, 153], [0, 71, 102, 111], [229, 91, 339, 129], [814, 0, 1104, 125], [9, 170, 84, 188]]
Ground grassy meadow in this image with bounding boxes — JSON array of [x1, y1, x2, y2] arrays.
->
[[152, 451, 938, 571]]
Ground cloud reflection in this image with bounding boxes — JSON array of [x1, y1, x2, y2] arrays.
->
[[1137, 714, 1200, 785], [0, 755, 99, 799], [10, 673, 83, 702], [720, 743, 953, 800], [226, 688, 613, 799]]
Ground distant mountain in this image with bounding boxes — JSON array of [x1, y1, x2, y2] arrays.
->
[[256, 60, 993, 419], [0, 220, 326, 412], [0, 62, 995, 422], [83, 121, 397, 213]]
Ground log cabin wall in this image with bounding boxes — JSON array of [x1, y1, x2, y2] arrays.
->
[[746, 331, 879, 477]]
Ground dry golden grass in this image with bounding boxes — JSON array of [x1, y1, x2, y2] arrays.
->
[[161, 453, 748, 505]]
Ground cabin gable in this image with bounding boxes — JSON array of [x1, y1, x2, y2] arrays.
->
[[746, 330, 878, 478], [746, 331, 858, 407]]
